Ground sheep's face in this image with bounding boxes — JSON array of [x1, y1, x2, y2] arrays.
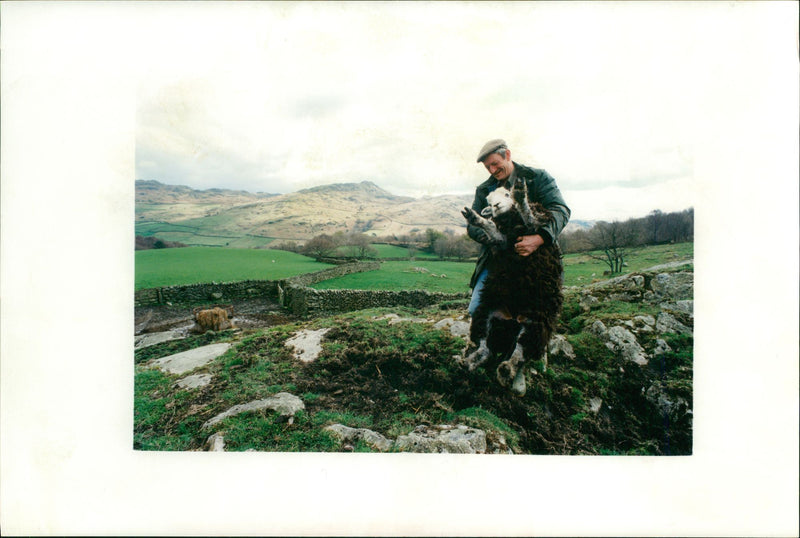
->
[[485, 187, 515, 217]]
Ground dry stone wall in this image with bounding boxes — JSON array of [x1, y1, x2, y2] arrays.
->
[[281, 285, 469, 316], [134, 280, 278, 307], [134, 260, 470, 316]]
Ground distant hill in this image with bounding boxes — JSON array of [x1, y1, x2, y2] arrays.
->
[[563, 219, 595, 233], [135, 180, 474, 244], [135, 180, 600, 246], [136, 180, 279, 204]]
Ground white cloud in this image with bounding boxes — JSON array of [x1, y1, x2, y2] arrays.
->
[[129, 1, 793, 220]]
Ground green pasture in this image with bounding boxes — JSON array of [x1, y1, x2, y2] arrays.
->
[[370, 244, 439, 259], [136, 241, 693, 292], [135, 247, 333, 290], [327, 243, 439, 259], [136, 221, 274, 248], [311, 261, 474, 293]]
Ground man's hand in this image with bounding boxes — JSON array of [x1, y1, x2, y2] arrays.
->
[[515, 234, 544, 256]]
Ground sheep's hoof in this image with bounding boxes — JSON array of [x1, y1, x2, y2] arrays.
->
[[496, 359, 516, 388], [460, 340, 489, 371], [497, 359, 527, 396], [509, 368, 527, 397]]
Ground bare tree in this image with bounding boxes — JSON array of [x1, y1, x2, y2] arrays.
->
[[588, 220, 638, 274], [433, 234, 479, 260], [301, 234, 341, 258], [646, 209, 666, 244], [342, 232, 378, 258]]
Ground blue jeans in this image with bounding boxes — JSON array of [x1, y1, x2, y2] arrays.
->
[[468, 268, 489, 317]]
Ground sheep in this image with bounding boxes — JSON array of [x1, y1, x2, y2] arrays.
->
[[460, 177, 564, 396], [191, 305, 236, 334]]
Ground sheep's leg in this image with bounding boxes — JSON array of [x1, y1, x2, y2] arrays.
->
[[461, 302, 492, 371], [496, 314, 554, 396], [516, 315, 552, 367], [496, 337, 527, 397], [512, 178, 545, 232], [461, 338, 490, 371], [486, 315, 519, 365], [462, 308, 515, 372], [461, 207, 508, 248]]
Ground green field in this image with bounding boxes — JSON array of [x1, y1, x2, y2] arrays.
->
[[136, 242, 693, 292], [312, 242, 694, 292], [136, 221, 275, 248], [135, 248, 333, 290], [370, 244, 439, 259], [311, 261, 474, 293]]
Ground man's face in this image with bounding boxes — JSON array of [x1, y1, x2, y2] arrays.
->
[[482, 150, 513, 182]]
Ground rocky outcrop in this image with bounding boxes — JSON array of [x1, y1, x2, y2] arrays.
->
[[202, 392, 305, 429], [656, 311, 693, 336], [581, 265, 693, 307], [605, 325, 649, 366], [324, 424, 394, 452], [205, 432, 226, 452], [285, 328, 331, 362], [135, 329, 186, 349], [149, 343, 231, 375], [174, 373, 213, 391], [395, 424, 487, 454], [548, 334, 576, 362]]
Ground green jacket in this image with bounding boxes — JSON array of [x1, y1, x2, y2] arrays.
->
[[467, 162, 570, 288]]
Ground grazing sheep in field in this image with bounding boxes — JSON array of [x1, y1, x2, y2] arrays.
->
[[461, 177, 564, 396], [192, 305, 236, 334]]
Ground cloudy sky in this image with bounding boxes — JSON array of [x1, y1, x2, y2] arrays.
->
[[130, 1, 793, 222]]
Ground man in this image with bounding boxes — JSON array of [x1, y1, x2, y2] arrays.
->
[[467, 139, 570, 316]]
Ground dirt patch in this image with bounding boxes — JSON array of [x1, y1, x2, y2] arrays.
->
[[135, 297, 294, 335]]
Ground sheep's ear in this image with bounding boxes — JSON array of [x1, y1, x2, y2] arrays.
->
[[481, 207, 493, 217]]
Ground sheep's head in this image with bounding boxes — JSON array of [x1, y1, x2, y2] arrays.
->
[[484, 187, 515, 217]]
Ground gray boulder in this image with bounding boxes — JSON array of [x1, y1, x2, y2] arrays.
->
[[149, 343, 231, 375], [579, 293, 600, 312], [205, 433, 226, 452], [395, 424, 487, 454], [656, 312, 693, 336], [174, 373, 213, 391], [588, 320, 608, 338], [606, 326, 649, 365], [324, 424, 393, 451], [548, 334, 576, 362], [135, 329, 186, 349], [202, 392, 305, 429], [284, 328, 331, 363], [633, 314, 656, 331], [433, 318, 470, 338], [653, 338, 673, 357], [661, 300, 694, 319], [649, 272, 693, 301]]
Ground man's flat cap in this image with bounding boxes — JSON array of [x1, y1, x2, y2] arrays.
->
[[476, 139, 507, 162]]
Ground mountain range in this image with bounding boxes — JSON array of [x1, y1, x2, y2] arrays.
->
[[135, 179, 592, 245]]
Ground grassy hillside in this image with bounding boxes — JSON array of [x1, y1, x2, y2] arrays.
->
[[135, 248, 333, 290], [564, 242, 693, 286], [135, 242, 694, 292], [135, 293, 693, 454]]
